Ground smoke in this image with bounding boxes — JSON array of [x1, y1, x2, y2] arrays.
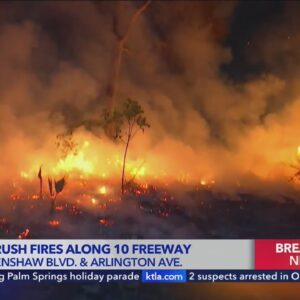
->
[[0, 1, 300, 196]]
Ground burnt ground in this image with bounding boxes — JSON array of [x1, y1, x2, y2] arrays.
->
[[1, 187, 300, 239]]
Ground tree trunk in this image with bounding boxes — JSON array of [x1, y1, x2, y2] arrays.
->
[[121, 135, 131, 195]]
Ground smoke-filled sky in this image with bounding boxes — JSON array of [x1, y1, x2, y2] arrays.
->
[[1, 1, 300, 192]]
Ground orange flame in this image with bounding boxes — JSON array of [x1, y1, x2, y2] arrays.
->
[[18, 229, 30, 239]]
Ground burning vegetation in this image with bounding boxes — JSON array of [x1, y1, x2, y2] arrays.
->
[[4, 96, 300, 240], [2, 2, 300, 300], [2, 1, 300, 241]]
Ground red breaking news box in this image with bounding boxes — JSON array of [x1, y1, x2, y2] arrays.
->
[[255, 239, 300, 270]]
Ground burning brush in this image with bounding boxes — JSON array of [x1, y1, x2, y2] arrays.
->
[[49, 177, 66, 214], [18, 229, 30, 239], [37, 166, 66, 214]]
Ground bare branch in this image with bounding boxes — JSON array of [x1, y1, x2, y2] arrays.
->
[[108, 1, 151, 110], [120, 137, 127, 144], [131, 127, 141, 139], [121, 0, 151, 44]]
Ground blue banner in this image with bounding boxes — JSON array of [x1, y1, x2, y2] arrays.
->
[[142, 270, 187, 283]]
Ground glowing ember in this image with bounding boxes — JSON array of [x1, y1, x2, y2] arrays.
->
[[55, 205, 65, 211], [18, 229, 30, 239], [69, 205, 82, 216], [159, 211, 169, 218], [10, 193, 21, 201], [98, 217, 114, 226], [9, 185, 24, 201], [99, 203, 107, 209], [200, 179, 215, 187], [48, 220, 60, 227]]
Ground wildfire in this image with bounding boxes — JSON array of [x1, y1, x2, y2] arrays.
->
[[54, 151, 94, 175], [13, 132, 210, 192], [129, 166, 146, 177]]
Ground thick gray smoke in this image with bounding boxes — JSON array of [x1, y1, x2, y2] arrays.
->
[[0, 1, 300, 196]]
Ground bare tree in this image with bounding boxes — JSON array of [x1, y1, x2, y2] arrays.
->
[[107, 0, 151, 110]]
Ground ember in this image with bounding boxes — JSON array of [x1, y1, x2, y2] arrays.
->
[[10, 192, 21, 201], [18, 229, 30, 239], [98, 218, 114, 227], [55, 205, 65, 211], [69, 205, 83, 216], [48, 220, 60, 227]]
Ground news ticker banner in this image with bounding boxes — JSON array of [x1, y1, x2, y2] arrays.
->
[[0, 239, 299, 283]]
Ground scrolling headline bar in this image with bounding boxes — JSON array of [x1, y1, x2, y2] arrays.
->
[[0, 270, 300, 283], [0, 239, 300, 270]]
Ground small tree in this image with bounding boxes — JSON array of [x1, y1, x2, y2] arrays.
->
[[103, 98, 150, 195]]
